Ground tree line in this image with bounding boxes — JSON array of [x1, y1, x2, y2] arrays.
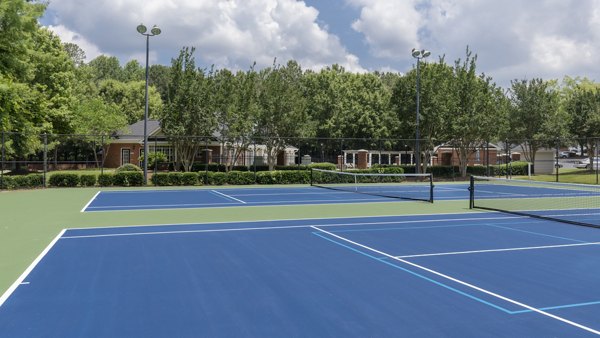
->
[[2, 0, 600, 176]]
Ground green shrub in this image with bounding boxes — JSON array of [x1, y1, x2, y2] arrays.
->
[[98, 173, 114, 186], [0, 176, 15, 189], [113, 172, 143, 186], [115, 163, 142, 173], [9, 174, 44, 188], [79, 174, 97, 187], [206, 172, 227, 185], [140, 152, 168, 170], [168, 172, 183, 186], [182, 172, 200, 186], [226, 171, 255, 185], [48, 173, 79, 187], [275, 170, 309, 184], [308, 162, 337, 170], [255, 171, 277, 184], [151, 173, 170, 186]]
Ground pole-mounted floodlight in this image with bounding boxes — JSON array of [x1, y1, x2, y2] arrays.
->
[[411, 48, 430, 174], [137, 24, 161, 185]]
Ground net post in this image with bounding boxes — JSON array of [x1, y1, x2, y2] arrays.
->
[[469, 175, 474, 209], [309, 167, 313, 186], [429, 173, 434, 203], [0, 131, 4, 190], [43, 133, 48, 188]]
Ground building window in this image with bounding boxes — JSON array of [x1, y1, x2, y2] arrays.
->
[[121, 149, 131, 165]]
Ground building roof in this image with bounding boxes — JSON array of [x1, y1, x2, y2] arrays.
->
[[114, 120, 162, 141]]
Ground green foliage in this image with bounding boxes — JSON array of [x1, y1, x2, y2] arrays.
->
[[161, 47, 217, 172], [151, 173, 170, 186], [98, 173, 114, 186], [115, 163, 142, 172], [113, 172, 143, 186], [48, 173, 79, 187], [308, 162, 337, 170], [508, 78, 563, 163], [167, 172, 183, 185], [206, 172, 227, 185], [79, 174, 97, 187], [225, 171, 255, 185], [140, 152, 168, 170], [0, 176, 15, 189], [0, 175, 43, 190], [182, 172, 200, 185]]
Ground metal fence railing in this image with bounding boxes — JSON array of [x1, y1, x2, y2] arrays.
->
[[2, 131, 600, 188]]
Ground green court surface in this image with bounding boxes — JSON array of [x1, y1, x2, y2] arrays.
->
[[0, 186, 470, 297]]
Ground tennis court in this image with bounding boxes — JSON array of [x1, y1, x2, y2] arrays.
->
[[2, 212, 600, 336], [3, 176, 600, 337], [82, 184, 465, 212]]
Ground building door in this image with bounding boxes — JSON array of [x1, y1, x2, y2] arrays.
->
[[442, 153, 452, 165], [121, 148, 131, 165]]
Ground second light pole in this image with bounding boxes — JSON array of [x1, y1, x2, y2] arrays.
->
[[411, 48, 430, 174], [137, 23, 161, 185]]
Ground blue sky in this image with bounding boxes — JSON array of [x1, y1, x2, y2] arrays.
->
[[41, 0, 600, 88]]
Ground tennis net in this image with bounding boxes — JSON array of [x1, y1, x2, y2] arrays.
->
[[469, 175, 600, 228], [310, 168, 434, 203]]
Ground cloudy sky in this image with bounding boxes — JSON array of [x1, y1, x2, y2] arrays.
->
[[41, 0, 600, 87]]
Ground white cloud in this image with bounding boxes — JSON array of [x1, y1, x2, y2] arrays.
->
[[46, 25, 103, 62], [349, 0, 422, 59], [44, 0, 364, 72], [347, 0, 600, 85]]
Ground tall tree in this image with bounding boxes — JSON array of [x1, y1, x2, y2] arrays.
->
[[507, 78, 564, 165], [564, 85, 600, 159], [161, 47, 217, 171], [255, 60, 307, 170], [63, 42, 86, 67], [447, 48, 508, 177], [88, 55, 122, 81]]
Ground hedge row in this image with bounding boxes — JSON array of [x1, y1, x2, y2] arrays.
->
[[0, 174, 44, 189], [0, 162, 529, 189], [382, 161, 530, 177]]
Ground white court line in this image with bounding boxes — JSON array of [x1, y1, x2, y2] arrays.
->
[[67, 211, 517, 231], [84, 197, 395, 211], [210, 190, 247, 204], [62, 215, 538, 239], [80, 191, 101, 212], [0, 229, 66, 308], [311, 226, 600, 336], [396, 241, 600, 258]]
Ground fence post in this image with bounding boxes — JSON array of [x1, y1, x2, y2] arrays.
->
[[1, 131, 4, 190], [205, 138, 210, 185], [100, 134, 104, 176], [486, 140, 490, 176], [592, 139, 599, 184], [555, 139, 559, 183], [43, 133, 48, 187], [505, 140, 509, 179], [340, 139, 344, 171]]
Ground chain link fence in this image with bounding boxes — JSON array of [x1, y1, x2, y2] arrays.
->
[[2, 131, 600, 188]]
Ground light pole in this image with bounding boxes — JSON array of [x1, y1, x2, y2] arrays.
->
[[137, 23, 161, 185], [411, 48, 430, 174]]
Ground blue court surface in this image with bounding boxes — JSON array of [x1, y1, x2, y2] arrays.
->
[[2, 212, 600, 337], [82, 184, 468, 212]]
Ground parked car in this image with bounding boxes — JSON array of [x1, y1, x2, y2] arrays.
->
[[575, 157, 600, 169], [557, 151, 570, 158]]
